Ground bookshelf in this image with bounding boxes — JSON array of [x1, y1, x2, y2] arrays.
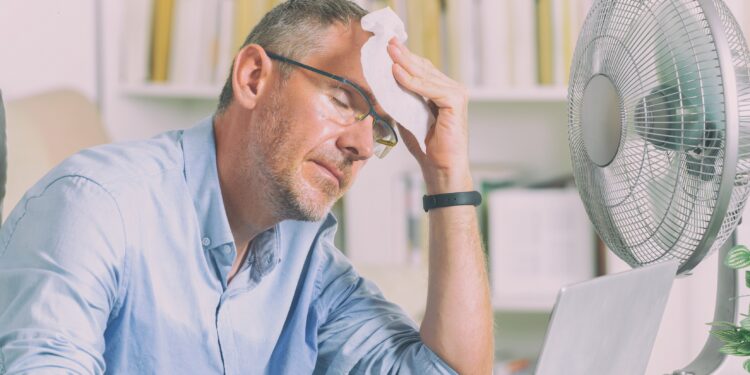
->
[[105, 0, 587, 371], [107, 1, 583, 370], [121, 84, 570, 104], [13, 0, 750, 372], [120, 83, 223, 99], [469, 87, 568, 103]]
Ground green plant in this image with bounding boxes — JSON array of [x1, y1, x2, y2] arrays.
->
[[710, 245, 750, 373]]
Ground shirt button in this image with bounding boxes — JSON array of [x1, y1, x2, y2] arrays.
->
[[201, 237, 211, 247]]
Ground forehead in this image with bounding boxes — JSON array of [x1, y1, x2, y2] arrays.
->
[[303, 21, 373, 94]]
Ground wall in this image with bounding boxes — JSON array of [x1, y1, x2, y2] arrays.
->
[[0, 1, 98, 103]]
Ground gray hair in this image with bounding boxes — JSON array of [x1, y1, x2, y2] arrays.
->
[[216, 0, 368, 114]]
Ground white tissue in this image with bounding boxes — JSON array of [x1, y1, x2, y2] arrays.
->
[[360, 7, 434, 152]]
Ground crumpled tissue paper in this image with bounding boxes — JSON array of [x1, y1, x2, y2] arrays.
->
[[361, 7, 434, 152]]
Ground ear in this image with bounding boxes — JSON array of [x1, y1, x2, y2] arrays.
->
[[231, 44, 275, 110]]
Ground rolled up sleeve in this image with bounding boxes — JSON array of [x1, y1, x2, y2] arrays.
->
[[312, 250, 456, 375], [0, 176, 127, 374]]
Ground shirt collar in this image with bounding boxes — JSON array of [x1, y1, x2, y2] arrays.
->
[[181, 116, 235, 249]]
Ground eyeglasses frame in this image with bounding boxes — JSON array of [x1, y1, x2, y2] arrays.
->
[[264, 50, 399, 152]]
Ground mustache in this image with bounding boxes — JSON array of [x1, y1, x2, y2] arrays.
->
[[314, 151, 354, 179]]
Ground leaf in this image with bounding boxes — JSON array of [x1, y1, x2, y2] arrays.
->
[[741, 318, 750, 331], [727, 245, 750, 269], [741, 329, 750, 342], [746, 271, 750, 289], [738, 342, 750, 355], [709, 321, 739, 329], [721, 343, 742, 355], [713, 329, 743, 343], [744, 358, 750, 372]]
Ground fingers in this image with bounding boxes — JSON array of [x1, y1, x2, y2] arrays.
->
[[387, 38, 466, 109], [388, 37, 447, 82]]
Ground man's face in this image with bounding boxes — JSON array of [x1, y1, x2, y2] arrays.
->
[[249, 21, 378, 222]]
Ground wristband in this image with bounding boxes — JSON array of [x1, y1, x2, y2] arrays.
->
[[422, 191, 482, 212]]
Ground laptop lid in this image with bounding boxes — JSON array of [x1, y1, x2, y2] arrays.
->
[[535, 260, 679, 375]]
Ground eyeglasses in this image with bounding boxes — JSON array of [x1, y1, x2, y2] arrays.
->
[[265, 51, 399, 158]]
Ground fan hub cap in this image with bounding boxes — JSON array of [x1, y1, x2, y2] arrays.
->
[[581, 74, 622, 167]]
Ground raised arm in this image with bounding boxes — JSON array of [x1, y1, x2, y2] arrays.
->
[[387, 37, 494, 374]]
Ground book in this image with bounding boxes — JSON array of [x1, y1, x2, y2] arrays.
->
[[551, 0, 565, 85], [567, 0, 593, 83], [508, 0, 537, 87], [169, 0, 221, 86], [233, 0, 272, 53], [196, 0, 220, 85], [471, 165, 521, 257], [478, 0, 512, 88], [421, 0, 443, 70], [387, 0, 408, 21], [445, 0, 478, 86], [562, 0, 576, 85], [404, 170, 428, 265], [536, 0, 554, 85], [121, 0, 153, 85], [488, 187, 595, 310], [406, 0, 426, 59], [149, 0, 175, 82], [169, 0, 204, 85], [214, 0, 235, 84]]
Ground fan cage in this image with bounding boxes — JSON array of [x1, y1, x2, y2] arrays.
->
[[713, 0, 750, 267], [567, 0, 750, 273]]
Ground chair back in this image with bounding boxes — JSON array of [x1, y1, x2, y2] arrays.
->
[[3, 90, 109, 219], [0, 91, 7, 225]]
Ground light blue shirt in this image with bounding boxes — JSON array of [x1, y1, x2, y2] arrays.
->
[[0, 118, 455, 374]]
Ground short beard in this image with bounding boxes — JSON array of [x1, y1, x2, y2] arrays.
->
[[253, 86, 344, 222]]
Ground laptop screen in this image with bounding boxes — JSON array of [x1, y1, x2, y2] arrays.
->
[[534, 260, 678, 375]]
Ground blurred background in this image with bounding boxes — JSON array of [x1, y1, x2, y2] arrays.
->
[[4, 0, 750, 373]]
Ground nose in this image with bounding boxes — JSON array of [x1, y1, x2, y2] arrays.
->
[[336, 116, 375, 160]]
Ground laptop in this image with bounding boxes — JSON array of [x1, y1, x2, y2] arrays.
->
[[534, 260, 679, 375]]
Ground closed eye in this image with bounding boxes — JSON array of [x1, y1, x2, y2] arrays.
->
[[329, 84, 359, 108], [330, 94, 351, 109]]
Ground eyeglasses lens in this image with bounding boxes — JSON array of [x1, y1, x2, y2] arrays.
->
[[323, 80, 397, 158]]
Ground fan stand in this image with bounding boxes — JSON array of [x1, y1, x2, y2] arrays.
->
[[672, 233, 738, 375]]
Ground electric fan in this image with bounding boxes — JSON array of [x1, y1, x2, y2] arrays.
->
[[568, 0, 750, 373]]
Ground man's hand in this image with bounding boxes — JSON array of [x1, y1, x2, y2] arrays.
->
[[387, 37, 472, 195], [387, 38, 494, 374]]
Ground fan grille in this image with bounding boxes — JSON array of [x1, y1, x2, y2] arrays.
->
[[713, 0, 750, 266], [568, 0, 750, 273]]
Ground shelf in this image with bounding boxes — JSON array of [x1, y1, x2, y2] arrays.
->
[[120, 83, 569, 103], [120, 83, 223, 100], [492, 292, 557, 312], [469, 86, 569, 102]]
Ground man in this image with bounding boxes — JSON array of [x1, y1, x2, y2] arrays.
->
[[0, 1, 493, 373]]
